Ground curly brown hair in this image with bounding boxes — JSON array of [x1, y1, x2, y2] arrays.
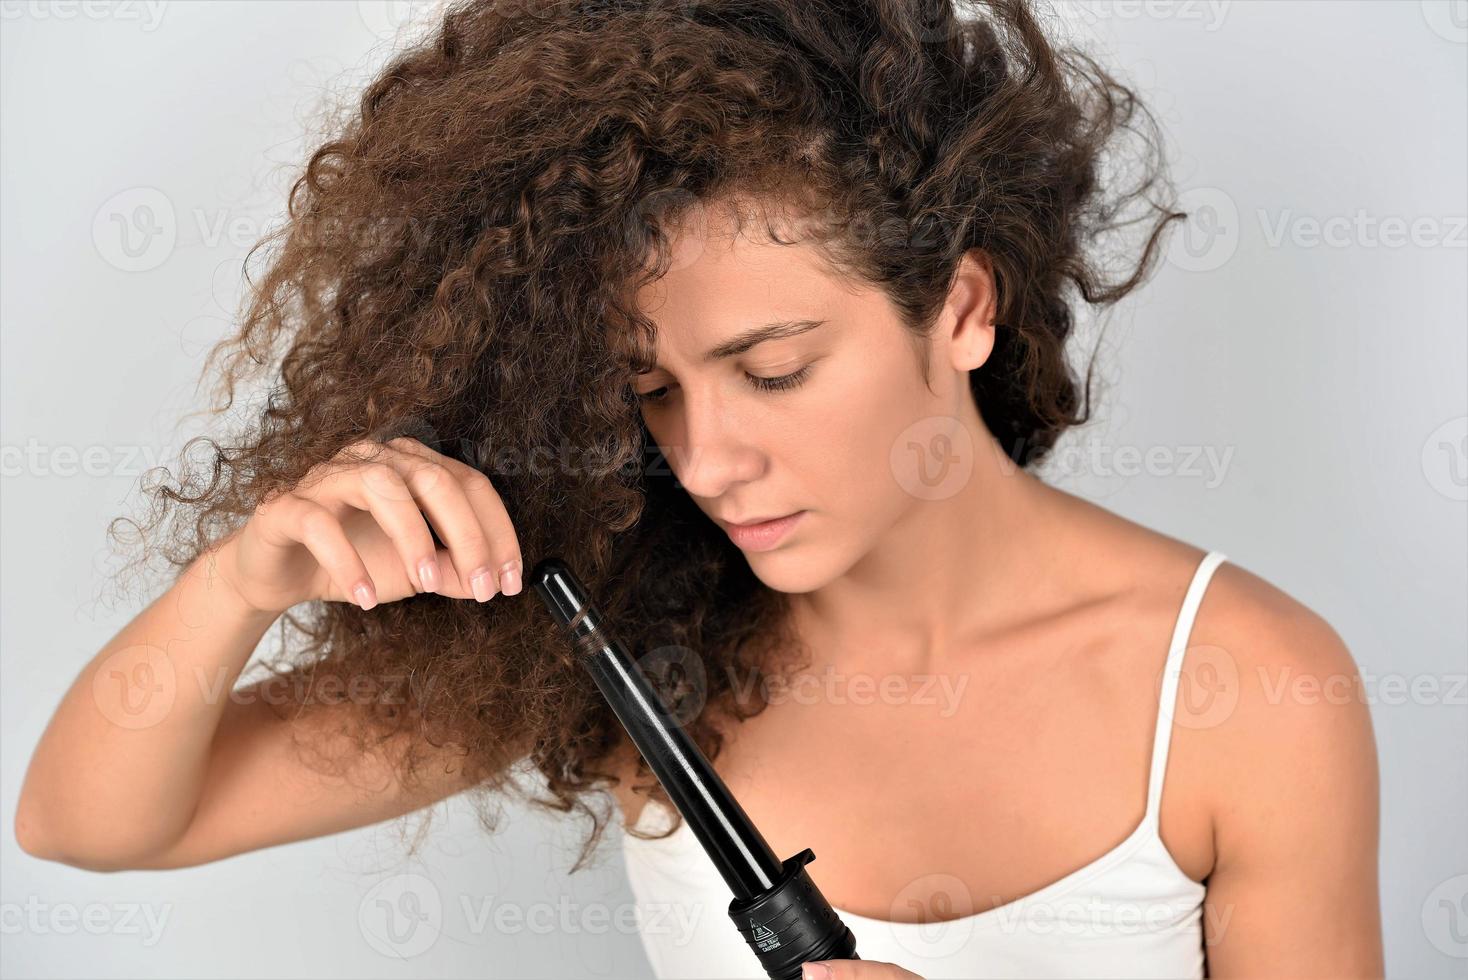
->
[[110, 0, 1183, 869]]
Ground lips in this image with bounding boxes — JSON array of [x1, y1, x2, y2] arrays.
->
[[719, 510, 806, 551], [722, 513, 796, 527]]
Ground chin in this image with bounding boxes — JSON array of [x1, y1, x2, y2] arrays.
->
[[743, 556, 828, 595], [739, 538, 849, 595]]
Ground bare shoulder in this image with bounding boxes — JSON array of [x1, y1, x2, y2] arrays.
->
[[1186, 556, 1376, 762], [1177, 554, 1380, 876], [1058, 496, 1381, 954], [1042, 492, 1371, 742], [1138, 550, 1384, 970], [1032, 489, 1384, 968]]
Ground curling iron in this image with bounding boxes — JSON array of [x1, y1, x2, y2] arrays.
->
[[529, 557, 860, 978]]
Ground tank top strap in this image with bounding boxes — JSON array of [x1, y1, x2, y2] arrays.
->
[[1144, 549, 1230, 822]]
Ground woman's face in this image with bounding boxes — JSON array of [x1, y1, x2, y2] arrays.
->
[[630, 201, 995, 594]]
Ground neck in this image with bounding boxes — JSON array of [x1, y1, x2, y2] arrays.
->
[[787, 421, 1072, 673]]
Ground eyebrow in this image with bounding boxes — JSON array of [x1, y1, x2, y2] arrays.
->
[[700, 318, 827, 363]]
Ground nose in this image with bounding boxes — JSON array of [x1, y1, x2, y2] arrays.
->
[[654, 385, 765, 499]]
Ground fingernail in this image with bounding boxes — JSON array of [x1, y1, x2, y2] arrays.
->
[[470, 567, 497, 603], [418, 558, 440, 593], [498, 560, 522, 596], [353, 582, 377, 610], [802, 964, 832, 980]]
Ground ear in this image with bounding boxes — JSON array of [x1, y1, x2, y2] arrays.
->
[[942, 249, 998, 372]]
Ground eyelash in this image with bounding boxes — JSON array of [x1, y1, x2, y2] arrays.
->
[[748, 364, 813, 393], [636, 365, 813, 404]]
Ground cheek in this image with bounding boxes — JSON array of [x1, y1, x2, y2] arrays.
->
[[791, 354, 932, 518]]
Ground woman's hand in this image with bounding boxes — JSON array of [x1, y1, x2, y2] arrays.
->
[[214, 436, 523, 614], [803, 961, 924, 979]]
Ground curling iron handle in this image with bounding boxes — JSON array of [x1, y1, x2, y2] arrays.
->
[[729, 847, 860, 978]]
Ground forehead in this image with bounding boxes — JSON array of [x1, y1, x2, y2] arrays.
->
[[631, 198, 851, 352]]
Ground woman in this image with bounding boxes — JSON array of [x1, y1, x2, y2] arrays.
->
[[15, 0, 1383, 977]]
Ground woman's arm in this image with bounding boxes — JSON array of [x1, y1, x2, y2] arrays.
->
[[17, 436, 526, 871], [14, 547, 483, 871], [1198, 591, 1384, 977]]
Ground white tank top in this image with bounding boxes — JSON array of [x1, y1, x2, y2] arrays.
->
[[620, 550, 1228, 979]]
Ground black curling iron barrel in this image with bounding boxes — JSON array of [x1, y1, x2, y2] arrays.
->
[[529, 557, 859, 978]]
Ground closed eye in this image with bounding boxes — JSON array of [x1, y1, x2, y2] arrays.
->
[[746, 364, 812, 393], [636, 365, 813, 404]]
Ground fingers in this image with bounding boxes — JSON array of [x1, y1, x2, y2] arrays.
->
[[269, 494, 378, 609], [385, 438, 525, 599], [806, 960, 925, 980], [291, 458, 443, 595], [290, 437, 522, 603]]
